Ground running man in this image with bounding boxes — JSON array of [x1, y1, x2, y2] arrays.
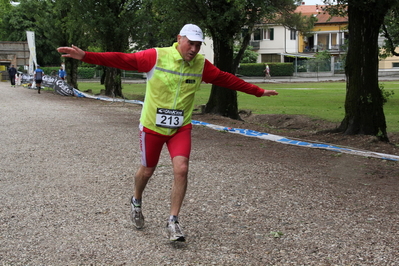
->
[[57, 24, 278, 242]]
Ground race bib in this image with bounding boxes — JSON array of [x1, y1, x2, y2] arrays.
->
[[156, 108, 184, 128]]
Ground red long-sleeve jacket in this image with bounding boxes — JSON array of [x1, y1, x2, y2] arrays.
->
[[82, 48, 265, 97]]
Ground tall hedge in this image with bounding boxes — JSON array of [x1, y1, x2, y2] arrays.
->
[[237, 63, 294, 77]]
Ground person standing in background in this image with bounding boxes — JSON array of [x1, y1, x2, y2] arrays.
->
[[264, 64, 271, 80], [58, 66, 66, 80], [8, 65, 17, 87], [34, 65, 44, 94]]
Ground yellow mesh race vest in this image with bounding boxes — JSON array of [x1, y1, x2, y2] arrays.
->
[[140, 43, 205, 136]]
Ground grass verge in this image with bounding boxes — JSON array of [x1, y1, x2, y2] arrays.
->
[[77, 81, 399, 132]]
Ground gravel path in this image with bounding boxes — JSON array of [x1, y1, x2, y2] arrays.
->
[[1, 83, 398, 265]]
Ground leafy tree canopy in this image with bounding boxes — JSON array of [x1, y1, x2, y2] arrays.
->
[[0, 0, 61, 65]]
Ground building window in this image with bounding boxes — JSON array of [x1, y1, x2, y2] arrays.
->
[[254, 29, 261, 41], [290, 29, 296, 40], [393, 62, 399, 68], [261, 54, 280, 62], [253, 28, 275, 41], [263, 28, 274, 40]]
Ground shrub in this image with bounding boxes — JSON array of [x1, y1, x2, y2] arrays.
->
[[78, 67, 96, 79]]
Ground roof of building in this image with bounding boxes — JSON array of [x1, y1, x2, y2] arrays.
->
[[295, 5, 348, 24]]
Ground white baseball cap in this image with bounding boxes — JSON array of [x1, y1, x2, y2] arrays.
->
[[179, 24, 204, 42]]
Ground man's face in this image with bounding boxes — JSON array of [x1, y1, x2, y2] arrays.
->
[[176, 35, 202, 62]]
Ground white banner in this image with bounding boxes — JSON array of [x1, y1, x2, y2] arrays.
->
[[26, 31, 37, 75]]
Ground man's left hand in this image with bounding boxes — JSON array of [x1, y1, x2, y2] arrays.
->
[[262, 90, 278, 97]]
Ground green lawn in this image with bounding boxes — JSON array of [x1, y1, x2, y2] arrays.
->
[[77, 81, 399, 132]]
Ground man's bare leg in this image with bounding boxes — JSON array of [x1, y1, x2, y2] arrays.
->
[[170, 156, 189, 216], [131, 165, 155, 229], [134, 165, 156, 200], [167, 155, 189, 241]]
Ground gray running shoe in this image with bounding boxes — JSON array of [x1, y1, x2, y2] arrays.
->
[[166, 220, 185, 242], [130, 198, 144, 229]]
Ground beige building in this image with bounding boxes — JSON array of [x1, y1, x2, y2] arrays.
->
[[378, 47, 399, 70], [0, 41, 30, 79], [0, 41, 29, 68]]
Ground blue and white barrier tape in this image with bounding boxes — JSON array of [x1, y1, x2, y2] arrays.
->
[[72, 88, 398, 162], [191, 120, 399, 162], [73, 88, 144, 105]]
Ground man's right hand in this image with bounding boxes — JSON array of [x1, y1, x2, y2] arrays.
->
[[57, 45, 85, 60]]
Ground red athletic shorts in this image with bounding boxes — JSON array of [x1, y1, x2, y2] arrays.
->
[[139, 124, 192, 167]]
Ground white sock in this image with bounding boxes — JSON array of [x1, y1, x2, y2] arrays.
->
[[169, 215, 178, 222], [132, 197, 141, 207]]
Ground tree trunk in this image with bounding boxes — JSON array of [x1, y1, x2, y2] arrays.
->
[[104, 67, 123, 98], [339, 2, 389, 141], [100, 66, 106, 85], [65, 57, 79, 90], [205, 36, 239, 119]]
